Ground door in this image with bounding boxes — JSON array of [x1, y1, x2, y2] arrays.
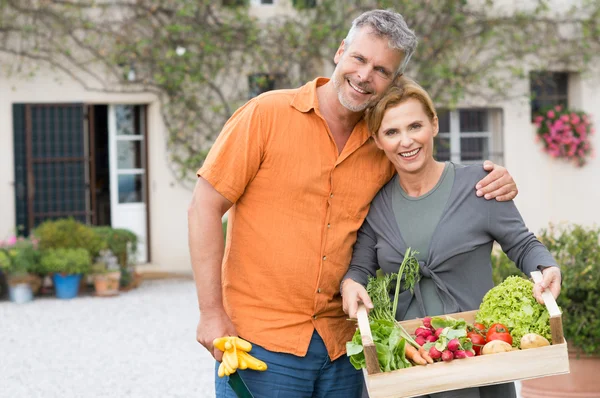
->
[[13, 104, 94, 235], [108, 105, 148, 264]]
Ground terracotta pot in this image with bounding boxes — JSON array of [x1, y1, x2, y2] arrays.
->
[[521, 346, 600, 398], [93, 271, 121, 297]]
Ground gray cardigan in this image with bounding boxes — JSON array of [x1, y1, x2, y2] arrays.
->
[[345, 164, 557, 320]]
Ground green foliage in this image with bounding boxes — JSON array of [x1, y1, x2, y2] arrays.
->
[[40, 248, 91, 275], [538, 224, 600, 356], [93, 227, 138, 268], [1, 1, 600, 183], [0, 237, 42, 276], [34, 218, 104, 258], [222, 220, 228, 241], [476, 276, 552, 347], [0, 250, 11, 272], [347, 319, 410, 372]]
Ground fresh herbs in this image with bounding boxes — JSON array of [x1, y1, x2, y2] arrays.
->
[[347, 248, 423, 371]]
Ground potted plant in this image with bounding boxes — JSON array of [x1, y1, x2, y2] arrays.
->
[[93, 226, 139, 290], [90, 249, 121, 297], [0, 236, 42, 303], [40, 248, 91, 299], [34, 218, 104, 257], [521, 223, 600, 398], [533, 105, 595, 167]]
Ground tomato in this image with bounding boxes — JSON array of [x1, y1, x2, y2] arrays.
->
[[467, 331, 486, 355], [473, 323, 487, 332], [486, 323, 513, 346]]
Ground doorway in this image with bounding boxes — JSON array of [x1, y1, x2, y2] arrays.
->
[[12, 103, 149, 263]]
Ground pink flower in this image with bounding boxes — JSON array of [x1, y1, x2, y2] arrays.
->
[[555, 105, 562, 112], [6, 236, 17, 246], [547, 110, 555, 119]]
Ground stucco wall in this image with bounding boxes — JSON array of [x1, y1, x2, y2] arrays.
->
[[499, 71, 600, 236], [0, 71, 193, 272]]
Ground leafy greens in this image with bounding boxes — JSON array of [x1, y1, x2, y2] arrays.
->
[[475, 276, 552, 346]]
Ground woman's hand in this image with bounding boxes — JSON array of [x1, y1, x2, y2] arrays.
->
[[476, 160, 518, 201], [533, 266, 562, 305], [341, 279, 373, 319]]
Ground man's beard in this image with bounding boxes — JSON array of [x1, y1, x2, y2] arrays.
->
[[332, 72, 375, 113]]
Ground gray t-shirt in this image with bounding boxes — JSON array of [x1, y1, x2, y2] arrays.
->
[[392, 162, 454, 319]]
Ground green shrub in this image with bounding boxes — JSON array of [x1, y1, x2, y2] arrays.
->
[[34, 218, 104, 258], [538, 224, 600, 356], [93, 227, 138, 268], [0, 250, 10, 272], [40, 248, 91, 275], [0, 237, 42, 275]]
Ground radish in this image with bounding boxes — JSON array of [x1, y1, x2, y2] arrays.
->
[[435, 328, 444, 337], [442, 350, 454, 362], [429, 346, 442, 360], [465, 350, 475, 357], [422, 317, 432, 329], [415, 327, 432, 338], [415, 336, 426, 346], [454, 350, 467, 359], [447, 338, 460, 352], [426, 335, 438, 343]]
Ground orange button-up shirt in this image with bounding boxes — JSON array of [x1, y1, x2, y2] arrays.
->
[[198, 78, 395, 360]]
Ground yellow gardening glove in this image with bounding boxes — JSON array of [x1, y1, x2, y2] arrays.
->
[[213, 336, 268, 377], [213, 336, 253, 352]]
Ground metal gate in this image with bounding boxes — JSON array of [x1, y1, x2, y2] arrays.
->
[[13, 104, 95, 235]]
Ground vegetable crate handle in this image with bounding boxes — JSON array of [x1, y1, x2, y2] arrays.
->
[[530, 270, 564, 345], [357, 303, 381, 375]]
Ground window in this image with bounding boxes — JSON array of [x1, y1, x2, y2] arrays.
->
[[292, 0, 317, 8], [261, 0, 274, 3], [248, 73, 278, 98], [530, 71, 569, 119], [435, 109, 503, 164]]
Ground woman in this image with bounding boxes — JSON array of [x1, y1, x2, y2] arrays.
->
[[341, 77, 562, 398]]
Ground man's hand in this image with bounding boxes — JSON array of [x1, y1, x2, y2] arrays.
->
[[476, 160, 518, 201], [533, 266, 562, 305], [197, 309, 237, 361], [342, 279, 373, 319]]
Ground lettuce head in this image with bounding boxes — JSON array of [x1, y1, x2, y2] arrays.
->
[[475, 276, 551, 346]]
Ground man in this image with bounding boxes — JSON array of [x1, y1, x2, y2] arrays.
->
[[188, 9, 517, 398]]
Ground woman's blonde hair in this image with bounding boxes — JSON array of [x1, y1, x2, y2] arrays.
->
[[366, 76, 437, 135]]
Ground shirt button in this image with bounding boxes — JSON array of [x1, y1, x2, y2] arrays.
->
[[317, 288, 322, 293], [313, 315, 318, 320], [322, 256, 327, 261], [327, 223, 331, 228], [329, 193, 334, 198]]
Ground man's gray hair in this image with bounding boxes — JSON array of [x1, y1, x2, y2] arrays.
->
[[344, 9, 418, 75]]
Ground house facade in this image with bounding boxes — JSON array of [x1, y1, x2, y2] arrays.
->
[[1, 1, 598, 273]]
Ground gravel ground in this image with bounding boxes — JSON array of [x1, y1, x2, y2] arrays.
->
[[0, 278, 215, 398], [0, 278, 524, 398]]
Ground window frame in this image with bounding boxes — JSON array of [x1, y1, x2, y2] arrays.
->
[[435, 108, 503, 165]]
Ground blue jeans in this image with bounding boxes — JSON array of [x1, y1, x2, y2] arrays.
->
[[215, 330, 363, 398]]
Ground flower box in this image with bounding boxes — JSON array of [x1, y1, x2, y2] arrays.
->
[[357, 271, 569, 398]]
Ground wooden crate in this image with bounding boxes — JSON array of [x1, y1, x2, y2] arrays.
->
[[357, 271, 570, 398]]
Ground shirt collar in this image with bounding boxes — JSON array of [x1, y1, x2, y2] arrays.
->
[[290, 77, 329, 113], [290, 77, 372, 151]]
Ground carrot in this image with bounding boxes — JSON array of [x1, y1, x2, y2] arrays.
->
[[404, 342, 428, 365], [418, 346, 434, 364]]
